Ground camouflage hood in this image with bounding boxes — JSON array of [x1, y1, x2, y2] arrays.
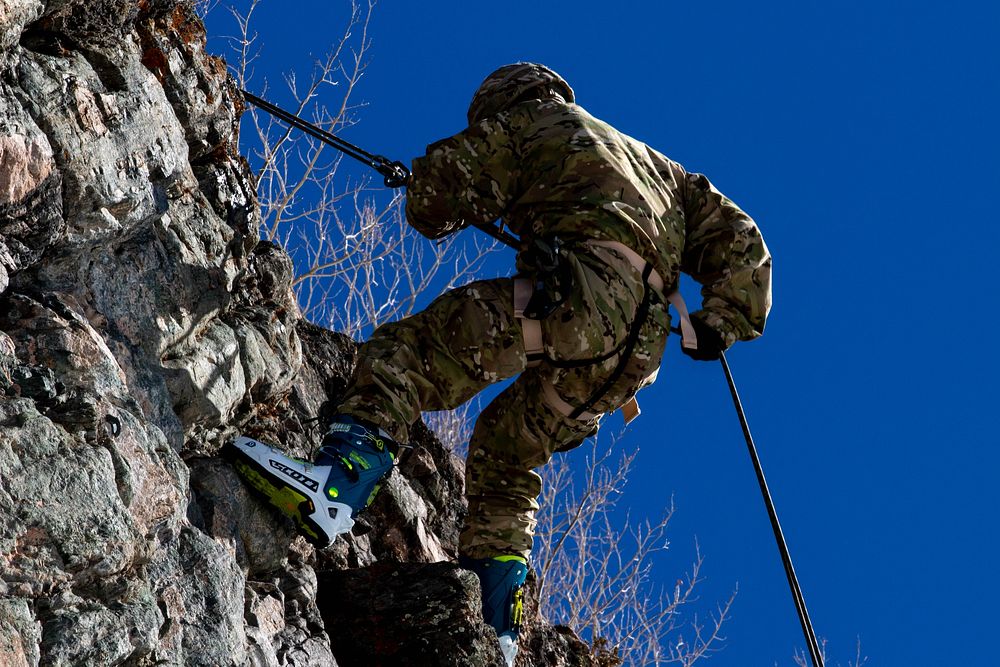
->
[[467, 62, 575, 125]]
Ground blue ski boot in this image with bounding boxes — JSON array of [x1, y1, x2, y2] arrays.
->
[[460, 554, 529, 666], [226, 415, 397, 548]]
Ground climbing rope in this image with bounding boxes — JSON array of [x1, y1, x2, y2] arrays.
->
[[720, 351, 825, 667], [240, 90, 410, 188], [240, 90, 521, 248]]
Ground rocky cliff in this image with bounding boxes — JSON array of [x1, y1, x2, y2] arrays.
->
[[0, 2, 592, 665]]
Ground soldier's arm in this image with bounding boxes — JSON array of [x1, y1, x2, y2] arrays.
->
[[405, 114, 519, 240], [680, 171, 772, 347]]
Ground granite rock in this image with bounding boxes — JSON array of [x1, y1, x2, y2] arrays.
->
[[0, 2, 594, 665]]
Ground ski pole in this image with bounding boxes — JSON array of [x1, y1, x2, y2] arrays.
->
[[719, 351, 825, 667], [240, 90, 523, 249]]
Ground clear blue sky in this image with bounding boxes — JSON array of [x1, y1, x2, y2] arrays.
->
[[207, 2, 999, 664]]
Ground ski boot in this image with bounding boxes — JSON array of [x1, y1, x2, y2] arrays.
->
[[226, 415, 398, 548], [460, 554, 529, 666]]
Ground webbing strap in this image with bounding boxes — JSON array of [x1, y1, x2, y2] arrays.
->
[[620, 396, 641, 424], [586, 240, 698, 351], [540, 376, 647, 424], [666, 291, 698, 350], [585, 240, 665, 291], [512, 245, 695, 423], [515, 278, 598, 420], [514, 278, 544, 367], [541, 378, 598, 421]]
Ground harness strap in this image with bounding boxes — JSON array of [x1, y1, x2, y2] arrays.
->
[[541, 378, 599, 421], [514, 278, 545, 367], [516, 277, 600, 420], [587, 240, 698, 350], [666, 291, 698, 350], [585, 240, 665, 291]]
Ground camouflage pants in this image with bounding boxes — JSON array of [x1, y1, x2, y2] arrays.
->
[[339, 244, 671, 559]]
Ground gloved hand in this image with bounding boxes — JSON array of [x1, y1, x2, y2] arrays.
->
[[681, 312, 728, 361]]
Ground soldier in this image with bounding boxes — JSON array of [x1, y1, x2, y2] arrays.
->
[[229, 62, 771, 665]]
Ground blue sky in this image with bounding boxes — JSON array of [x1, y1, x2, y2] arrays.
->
[[206, 2, 999, 664]]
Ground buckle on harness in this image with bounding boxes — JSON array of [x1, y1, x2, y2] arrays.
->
[[519, 236, 572, 320]]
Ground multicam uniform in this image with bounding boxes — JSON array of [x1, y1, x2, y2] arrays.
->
[[339, 64, 771, 560]]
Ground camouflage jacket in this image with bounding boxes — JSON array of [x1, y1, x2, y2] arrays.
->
[[405, 99, 772, 345]]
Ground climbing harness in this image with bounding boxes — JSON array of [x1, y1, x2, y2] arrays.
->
[[719, 352, 825, 667], [242, 92, 824, 660], [514, 238, 695, 423]]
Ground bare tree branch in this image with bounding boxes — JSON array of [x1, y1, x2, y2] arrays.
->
[[226, 0, 499, 339], [533, 435, 736, 666]]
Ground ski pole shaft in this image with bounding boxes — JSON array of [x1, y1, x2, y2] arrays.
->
[[719, 351, 825, 667]]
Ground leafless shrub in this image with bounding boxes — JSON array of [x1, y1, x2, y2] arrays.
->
[[792, 637, 867, 667], [226, 0, 497, 338], [194, 0, 220, 19], [533, 435, 735, 666]]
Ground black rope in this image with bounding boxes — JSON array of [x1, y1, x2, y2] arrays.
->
[[241, 90, 410, 188], [242, 90, 522, 246], [719, 352, 825, 667]]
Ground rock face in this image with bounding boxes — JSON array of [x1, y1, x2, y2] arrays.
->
[[0, 2, 592, 666]]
